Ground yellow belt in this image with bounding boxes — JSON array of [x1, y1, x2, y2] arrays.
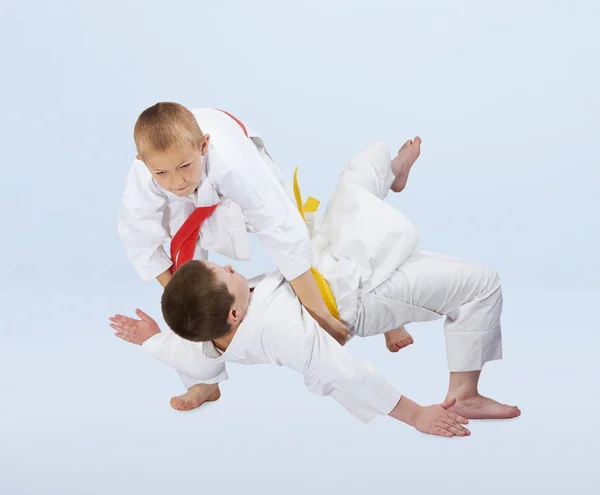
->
[[293, 167, 340, 321]]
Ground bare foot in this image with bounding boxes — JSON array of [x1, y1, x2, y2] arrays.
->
[[384, 327, 414, 352], [446, 394, 521, 419], [170, 384, 221, 411], [391, 137, 421, 193]]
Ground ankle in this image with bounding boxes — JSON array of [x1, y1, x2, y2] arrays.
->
[[447, 371, 481, 401], [189, 383, 218, 394], [447, 390, 479, 402]]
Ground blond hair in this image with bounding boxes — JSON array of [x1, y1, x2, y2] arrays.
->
[[134, 102, 204, 157]]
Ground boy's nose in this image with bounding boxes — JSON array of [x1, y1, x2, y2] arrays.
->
[[171, 176, 185, 190]]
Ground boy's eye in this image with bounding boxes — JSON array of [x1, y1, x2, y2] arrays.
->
[[181, 164, 190, 169], [156, 171, 165, 176]]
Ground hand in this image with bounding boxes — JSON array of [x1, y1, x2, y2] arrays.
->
[[109, 309, 161, 345], [319, 316, 350, 346], [414, 398, 471, 438]]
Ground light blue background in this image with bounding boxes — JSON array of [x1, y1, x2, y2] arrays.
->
[[1, 1, 598, 494]]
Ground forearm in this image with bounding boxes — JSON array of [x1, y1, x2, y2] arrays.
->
[[143, 332, 229, 382], [388, 395, 422, 427], [119, 162, 172, 282], [290, 319, 401, 423], [156, 268, 172, 289], [289, 270, 334, 324]]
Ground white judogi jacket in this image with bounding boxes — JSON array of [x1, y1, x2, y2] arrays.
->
[[144, 272, 402, 424], [143, 142, 421, 423], [118, 108, 309, 282]]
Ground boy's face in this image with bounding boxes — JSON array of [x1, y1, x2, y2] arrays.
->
[[139, 135, 210, 197], [206, 261, 251, 316]]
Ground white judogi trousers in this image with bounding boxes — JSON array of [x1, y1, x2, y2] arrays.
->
[[348, 250, 503, 371], [312, 141, 504, 372]]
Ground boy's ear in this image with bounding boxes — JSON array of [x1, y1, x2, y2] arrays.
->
[[228, 307, 238, 325], [136, 154, 143, 162], [200, 134, 211, 155]]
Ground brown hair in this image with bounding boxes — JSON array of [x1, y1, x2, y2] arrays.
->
[[161, 261, 234, 342], [134, 102, 204, 157]]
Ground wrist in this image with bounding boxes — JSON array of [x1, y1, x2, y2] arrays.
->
[[406, 402, 422, 427], [316, 313, 338, 330], [141, 330, 164, 351], [389, 396, 422, 427], [156, 269, 173, 289]]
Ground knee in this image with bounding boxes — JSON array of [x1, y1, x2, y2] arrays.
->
[[476, 264, 502, 297]]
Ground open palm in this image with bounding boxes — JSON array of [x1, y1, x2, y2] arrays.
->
[[109, 309, 161, 345]]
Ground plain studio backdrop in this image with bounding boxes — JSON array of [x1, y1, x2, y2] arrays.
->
[[0, 1, 598, 494]]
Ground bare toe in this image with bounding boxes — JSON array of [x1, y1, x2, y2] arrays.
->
[[387, 342, 401, 353], [399, 140, 412, 152], [385, 328, 414, 352]]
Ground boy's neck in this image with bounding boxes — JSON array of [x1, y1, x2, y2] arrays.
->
[[212, 290, 253, 352], [212, 322, 240, 352]]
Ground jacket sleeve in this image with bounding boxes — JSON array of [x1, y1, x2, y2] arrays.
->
[[262, 305, 401, 424], [211, 119, 311, 281], [142, 330, 228, 385], [117, 159, 173, 281]]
